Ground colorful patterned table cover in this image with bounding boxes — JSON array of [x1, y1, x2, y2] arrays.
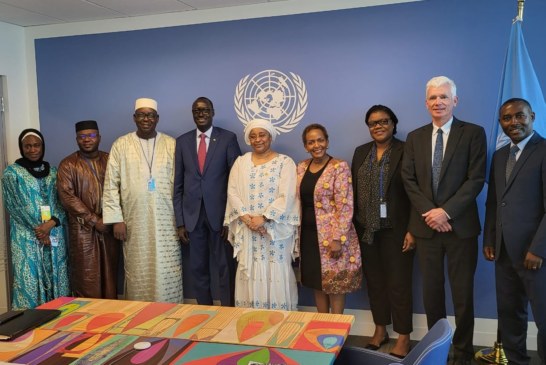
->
[[0, 297, 354, 365]]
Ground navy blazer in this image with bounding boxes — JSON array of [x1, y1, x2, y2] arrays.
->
[[401, 118, 486, 239], [484, 132, 546, 263], [173, 126, 241, 232]]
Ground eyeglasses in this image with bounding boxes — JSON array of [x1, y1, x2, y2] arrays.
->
[[501, 112, 528, 123], [134, 112, 158, 120], [367, 118, 391, 128], [192, 108, 212, 116], [77, 132, 99, 139]]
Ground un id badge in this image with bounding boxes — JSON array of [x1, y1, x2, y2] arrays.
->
[[40, 205, 51, 222], [380, 201, 387, 218], [148, 177, 156, 192]]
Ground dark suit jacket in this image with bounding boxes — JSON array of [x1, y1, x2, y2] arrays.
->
[[173, 126, 241, 232], [352, 138, 411, 242], [484, 132, 546, 263], [401, 118, 486, 239]]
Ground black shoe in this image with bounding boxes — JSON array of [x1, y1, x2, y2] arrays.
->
[[365, 334, 389, 350], [389, 352, 406, 359], [389, 345, 411, 359]]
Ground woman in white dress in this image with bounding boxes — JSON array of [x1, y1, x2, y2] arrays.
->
[[225, 119, 300, 310]]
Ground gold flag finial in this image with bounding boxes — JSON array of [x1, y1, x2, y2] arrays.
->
[[516, 0, 525, 21]]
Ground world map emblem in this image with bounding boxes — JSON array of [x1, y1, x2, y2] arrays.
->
[[234, 70, 308, 133]]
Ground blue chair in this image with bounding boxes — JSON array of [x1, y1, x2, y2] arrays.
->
[[334, 319, 453, 365]]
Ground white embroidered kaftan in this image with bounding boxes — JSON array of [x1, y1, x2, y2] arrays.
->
[[225, 152, 300, 310], [103, 132, 182, 302]]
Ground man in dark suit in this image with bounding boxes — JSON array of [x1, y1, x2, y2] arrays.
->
[[174, 97, 241, 306], [484, 98, 546, 365], [401, 76, 486, 365]]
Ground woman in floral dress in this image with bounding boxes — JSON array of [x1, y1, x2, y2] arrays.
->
[[225, 119, 300, 310], [297, 123, 362, 314]]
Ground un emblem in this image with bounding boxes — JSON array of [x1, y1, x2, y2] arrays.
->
[[234, 70, 308, 133]]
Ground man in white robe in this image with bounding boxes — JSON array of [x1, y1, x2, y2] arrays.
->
[[103, 98, 182, 302]]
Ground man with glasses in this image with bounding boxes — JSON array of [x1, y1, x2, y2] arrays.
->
[[401, 76, 486, 365], [103, 98, 183, 303], [174, 96, 241, 306], [57, 120, 120, 299], [484, 98, 546, 365]]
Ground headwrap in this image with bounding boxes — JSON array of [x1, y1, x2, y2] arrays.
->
[[135, 98, 158, 112], [15, 128, 50, 179], [243, 119, 278, 145], [75, 120, 99, 132]]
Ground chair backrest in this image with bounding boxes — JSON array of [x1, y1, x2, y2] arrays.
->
[[334, 319, 453, 365], [403, 318, 453, 365]]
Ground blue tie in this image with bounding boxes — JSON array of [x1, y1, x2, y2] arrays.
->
[[432, 128, 443, 199], [505, 145, 519, 182]]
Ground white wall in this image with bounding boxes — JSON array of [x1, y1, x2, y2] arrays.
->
[[0, 20, 31, 313], [0, 21, 34, 163]]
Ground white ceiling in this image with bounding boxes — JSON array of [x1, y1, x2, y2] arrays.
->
[[0, 0, 290, 27]]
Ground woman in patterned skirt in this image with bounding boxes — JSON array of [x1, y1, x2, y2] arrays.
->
[[2, 129, 69, 309]]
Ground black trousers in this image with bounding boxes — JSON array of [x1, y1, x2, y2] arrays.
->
[[362, 228, 414, 334], [188, 203, 236, 306], [416, 232, 477, 361], [496, 241, 546, 365]]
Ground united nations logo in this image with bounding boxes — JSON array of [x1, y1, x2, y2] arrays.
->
[[234, 70, 308, 133]]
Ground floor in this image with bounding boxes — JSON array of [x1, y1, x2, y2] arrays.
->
[[345, 335, 541, 364]]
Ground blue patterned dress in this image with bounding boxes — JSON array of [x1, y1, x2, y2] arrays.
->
[[2, 164, 70, 309], [225, 153, 300, 310]]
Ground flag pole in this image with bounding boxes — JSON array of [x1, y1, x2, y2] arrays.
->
[[476, 0, 522, 359], [517, 0, 525, 21], [474, 328, 508, 364]]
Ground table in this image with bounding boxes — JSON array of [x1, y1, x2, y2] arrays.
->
[[0, 297, 354, 364]]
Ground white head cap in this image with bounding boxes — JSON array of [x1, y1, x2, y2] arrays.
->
[[244, 119, 278, 145], [135, 98, 158, 112]]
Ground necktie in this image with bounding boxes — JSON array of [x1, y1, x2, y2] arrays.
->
[[432, 128, 443, 199], [198, 133, 207, 173], [505, 145, 519, 182]]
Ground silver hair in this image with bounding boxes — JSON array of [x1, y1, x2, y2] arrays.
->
[[426, 76, 457, 97]]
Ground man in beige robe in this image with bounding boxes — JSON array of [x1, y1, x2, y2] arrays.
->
[[103, 98, 182, 302]]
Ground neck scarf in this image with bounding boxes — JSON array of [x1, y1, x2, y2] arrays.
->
[[358, 143, 392, 244]]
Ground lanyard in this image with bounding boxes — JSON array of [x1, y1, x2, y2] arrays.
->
[[369, 144, 390, 201], [138, 137, 156, 179]]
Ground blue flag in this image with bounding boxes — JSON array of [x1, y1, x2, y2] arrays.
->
[[488, 20, 546, 171]]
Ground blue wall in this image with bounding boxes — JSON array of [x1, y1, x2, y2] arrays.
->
[[35, 0, 546, 319]]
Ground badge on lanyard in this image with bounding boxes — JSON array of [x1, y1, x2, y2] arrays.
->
[[148, 177, 156, 192], [380, 201, 387, 218], [40, 205, 51, 222], [50, 237, 59, 247]]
